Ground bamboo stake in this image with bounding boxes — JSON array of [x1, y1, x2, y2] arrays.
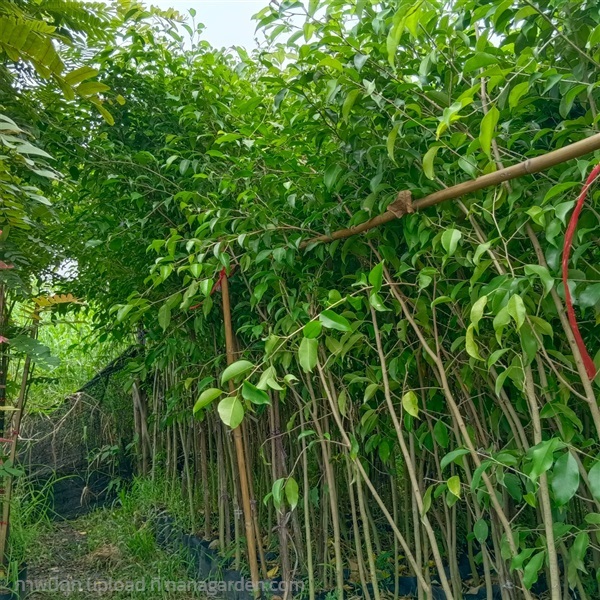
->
[[0, 317, 36, 566], [0, 285, 7, 437], [303, 132, 600, 246], [221, 273, 261, 595], [294, 393, 315, 600]]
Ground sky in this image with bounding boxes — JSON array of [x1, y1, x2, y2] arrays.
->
[[150, 0, 268, 49]]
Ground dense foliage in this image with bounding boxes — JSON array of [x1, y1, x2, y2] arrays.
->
[[2, 0, 600, 599]]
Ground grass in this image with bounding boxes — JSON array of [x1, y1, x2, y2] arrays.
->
[[16, 477, 203, 599]]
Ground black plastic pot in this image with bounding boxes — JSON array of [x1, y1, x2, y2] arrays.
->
[[223, 569, 252, 600], [183, 535, 218, 579]]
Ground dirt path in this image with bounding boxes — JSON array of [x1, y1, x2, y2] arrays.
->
[[26, 519, 124, 598], [23, 509, 199, 599]]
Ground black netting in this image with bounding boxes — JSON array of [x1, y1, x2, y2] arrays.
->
[[19, 349, 136, 517]]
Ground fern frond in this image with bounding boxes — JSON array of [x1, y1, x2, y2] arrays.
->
[[0, 15, 64, 77], [30, 0, 114, 41]]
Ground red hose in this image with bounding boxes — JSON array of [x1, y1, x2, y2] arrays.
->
[[561, 163, 600, 381]]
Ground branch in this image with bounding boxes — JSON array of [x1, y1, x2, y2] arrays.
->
[[302, 132, 600, 247]]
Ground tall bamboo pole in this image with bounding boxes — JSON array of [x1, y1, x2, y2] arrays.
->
[[303, 131, 600, 246], [221, 273, 261, 595]]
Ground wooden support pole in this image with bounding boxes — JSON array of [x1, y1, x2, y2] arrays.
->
[[221, 273, 261, 595], [0, 317, 36, 567], [303, 132, 600, 246]]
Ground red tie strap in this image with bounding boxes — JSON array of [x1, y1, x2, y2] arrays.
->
[[190, 267, 233, 311], [561, 163, 600, 381]]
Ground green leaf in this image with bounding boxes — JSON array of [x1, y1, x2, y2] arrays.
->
[[364, 383, 379, 402], [511, 548, 537, 571], [319, 310, 352, 332], [585, 513, 600, 525], [354, 53, 368, 71], [303, 320, 322, 339], [568, 532, 589, 587], [509, 81, 529, 108], [299, 337, 318, 373], [588, 461, 600, 502], [523, 551, 545, 589], [257, 365, 282, 391], [524, 265, 554, 296], [466, 324, 483, 361], [272, 478, 285, 509], [433, 420, 449, 448], [318, 56, 343, 71], [65, 66, 99, 86], [221, 360, 254, 385], [324, 164, 343, 191], [544, 182, 580, 204], [554, 201, 575, 225], [488, 348, 510, 368], [200, 279, 213, 296], [402, 391, 419, 418], [242, 381, 271, 405], [579, 283, 600, 309], [503, 473, 523, 501], [342, 89, 360, 122], [540, 403, 582, 431], [589, 23, 600, 47], [158, 304, 171, 332], [551, 451, 579, 506], [529, 316, 553, 339], [559, 84, 586, 119], [523, 550, 546, 590], [474, 242, 491, 265], [9, 336, 59, 368], [527, 438, 562, 482], [441, 448, 469, 470], [77, 81, 110, 96], [193, 388, 223, 414], [369, 262, 384, 293], [479, 105, 500, 158], [214, 132, 242, 144], [369, 292, 388, 311], [470, 295, 488, 333], [387, 123, 400, 163], [526, 205, 546, 227], [338, 389, 347, 417], [507, 294, 526, 331], [474, 519, 489, 543], [441, 228, 462, 256], [423, 145, 440, 180], [431, 296, 453, 307], [285, 477, 299, 511], [386, 12, 405, 67], [493, 305, 511, 344], [447, 475, 461, 498], [465, 52, 499, 72], [421, 485, 433, 516], [217, 396, 245, 429], [520, 322, 538, 364]]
